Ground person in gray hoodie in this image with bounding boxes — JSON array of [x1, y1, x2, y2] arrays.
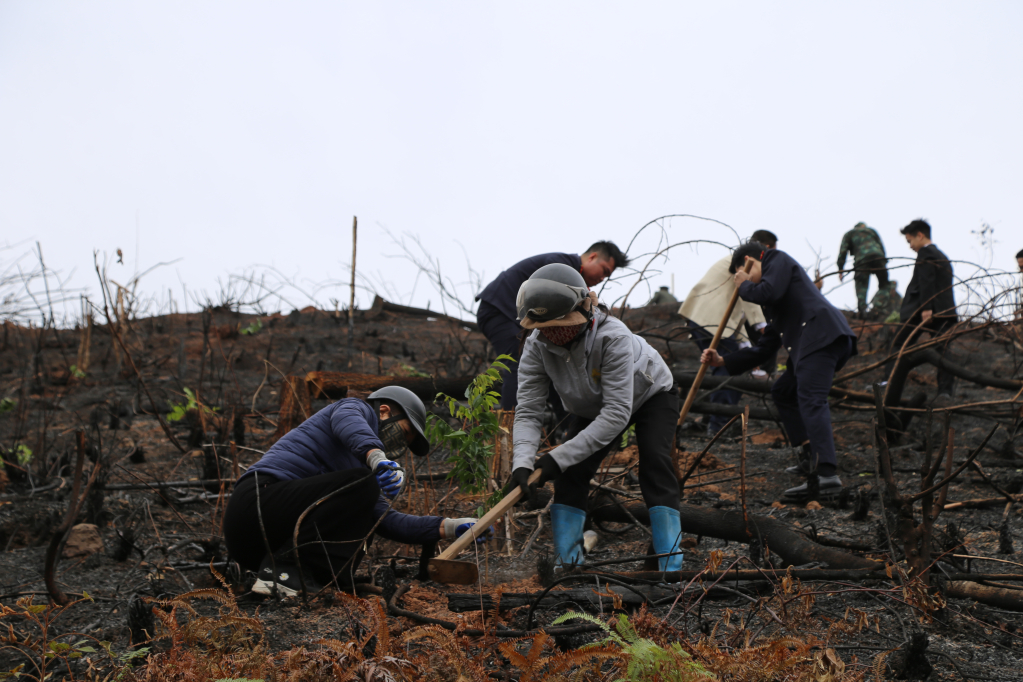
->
[[505, 263, 684, 571]]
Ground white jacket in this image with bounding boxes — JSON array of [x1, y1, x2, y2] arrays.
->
[[678, 256, 766, 343], [513, 312, 674, 471]]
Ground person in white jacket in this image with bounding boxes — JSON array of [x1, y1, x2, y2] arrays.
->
[[505, 263, 684, 572], [678, 255, 768, 434]]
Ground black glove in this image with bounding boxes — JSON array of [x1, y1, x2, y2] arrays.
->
[[533, 454, 562, 493], [506, 467, 533, 499]]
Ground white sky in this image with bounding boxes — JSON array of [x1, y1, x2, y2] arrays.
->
[[1, 2, 1021, 323]]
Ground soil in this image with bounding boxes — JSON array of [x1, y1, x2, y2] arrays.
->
[[1, 304, 1022, 680]]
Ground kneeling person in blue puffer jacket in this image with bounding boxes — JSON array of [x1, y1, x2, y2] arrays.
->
[[223, 386, 490, 597]]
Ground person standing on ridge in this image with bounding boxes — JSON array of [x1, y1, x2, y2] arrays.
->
[[475, 242, 629, 409], [892, 220, 957, 401], [837, 222, 890, 318]]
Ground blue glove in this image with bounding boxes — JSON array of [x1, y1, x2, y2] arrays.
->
[[444, 517, 494, 544], [366, 449, 405, 499]]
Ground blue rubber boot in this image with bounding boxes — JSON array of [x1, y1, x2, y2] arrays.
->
[[649, 506, 684, 572], [550, 504, 587, 568]]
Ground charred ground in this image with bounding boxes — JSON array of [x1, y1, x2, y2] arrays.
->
[[1, 301, 1022, 681]]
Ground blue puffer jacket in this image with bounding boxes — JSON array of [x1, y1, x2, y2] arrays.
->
[[242, 398, 441, 545]]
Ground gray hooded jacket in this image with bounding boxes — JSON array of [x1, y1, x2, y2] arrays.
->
[[513, 312, 674, 471]]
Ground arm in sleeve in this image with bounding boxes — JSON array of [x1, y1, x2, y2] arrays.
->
[[837, 233, 851, 270], [737, 259, 791, 307], [512, 338, 549, 471], [329, 400, 384, 465], [723, 325, 782, 375], [917, 253, 939, 313], [373, 496, 443, 544], [871, 229, 886, 257], [548, 336, 633, 469]]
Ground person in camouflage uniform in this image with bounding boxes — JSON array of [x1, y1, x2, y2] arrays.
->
[[837, 222, 890, 317]]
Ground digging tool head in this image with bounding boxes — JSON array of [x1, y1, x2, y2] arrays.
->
[[427, 558, 479, 585]]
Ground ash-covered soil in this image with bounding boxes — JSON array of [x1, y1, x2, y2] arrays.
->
[[1, 304, 1022, 680]]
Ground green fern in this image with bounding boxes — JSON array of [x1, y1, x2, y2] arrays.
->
[[552, 612, 715, 681]]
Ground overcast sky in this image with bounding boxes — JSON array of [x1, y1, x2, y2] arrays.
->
[[1, 2, 1020, 324]]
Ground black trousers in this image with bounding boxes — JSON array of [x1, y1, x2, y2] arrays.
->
[[223, 469, 379, 587], [890, 315, 957, 396], [476, 301, 523, 409], [770, 336, 852, 469], [554, 391, 680, 511]]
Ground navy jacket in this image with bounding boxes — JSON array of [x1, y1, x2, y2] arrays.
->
[[900, 244, 956, 321], [724, 249, 857, 373], [477, 252, 582, 321], [243, 399, 441, 544]]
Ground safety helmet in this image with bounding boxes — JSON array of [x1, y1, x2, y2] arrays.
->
[[516, 263, 591, 329], [366, 386, 431, 456]]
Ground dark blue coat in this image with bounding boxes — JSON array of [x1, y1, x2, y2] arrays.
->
[[476, 252, 582, 320], [724, 249, 856, 373], [243, 399, 441, 544]]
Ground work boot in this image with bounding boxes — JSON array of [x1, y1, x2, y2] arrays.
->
[[782, 475, 843, 501], [252, 555, 318, 598], [784, 443, 816, 476], [550, 504, 587, 568], [649, 506, 685, 572]]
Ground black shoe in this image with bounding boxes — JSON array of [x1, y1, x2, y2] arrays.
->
[[784, 443, 815, 475], [783, 475, 843, 500], [252, 556, 309, 597]]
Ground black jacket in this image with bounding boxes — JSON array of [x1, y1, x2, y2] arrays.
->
[[476, 252, 581, 321], [723, 249, 857, 374], [900, 244, 956, 321]]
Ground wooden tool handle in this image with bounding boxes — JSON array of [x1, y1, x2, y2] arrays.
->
[[676, 259, 755, 426], [436, 469, 543, 560]]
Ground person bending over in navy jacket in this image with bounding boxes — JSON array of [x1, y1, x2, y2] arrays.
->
[[700, 243, 857, 500], [475, 241, 629, 410], [223, 386, 490, 597]]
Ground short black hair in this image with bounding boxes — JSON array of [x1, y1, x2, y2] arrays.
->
[[900, 219, 931, 239], [1016, 248, 1023, 260], [750, 230, 778, 248], [729, 241, 767, 274], [583, 241, 629, 269]]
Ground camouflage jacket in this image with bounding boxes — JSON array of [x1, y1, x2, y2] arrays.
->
[[837, 226, 886, 269]]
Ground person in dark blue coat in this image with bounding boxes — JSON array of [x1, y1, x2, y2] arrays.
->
[[700, 243, 857, 500], [475, 242, 629, 409], [223, 386, 489, 596]]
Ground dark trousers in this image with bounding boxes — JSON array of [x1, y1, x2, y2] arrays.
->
[[223, 469, 379, 587], [477, 301, 522, 409], [890, 315, 957, 396], [852, 256, 889, 314], [771, 336, 852, 469], [554, 391, 681, 511], [687, 321, 740, 432], [476, 301, 567, 425]]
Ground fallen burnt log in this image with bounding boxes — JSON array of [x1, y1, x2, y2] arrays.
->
[[364, 295, 479, 332], [673, 371, 881, 406], [590, 496, 880, 570], [947, 581, 1023, 612]]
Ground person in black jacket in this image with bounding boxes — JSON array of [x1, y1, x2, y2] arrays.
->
[[700, 243, 857, 500], [475, 242, 629, 409], [892, 220, 957, 399]]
